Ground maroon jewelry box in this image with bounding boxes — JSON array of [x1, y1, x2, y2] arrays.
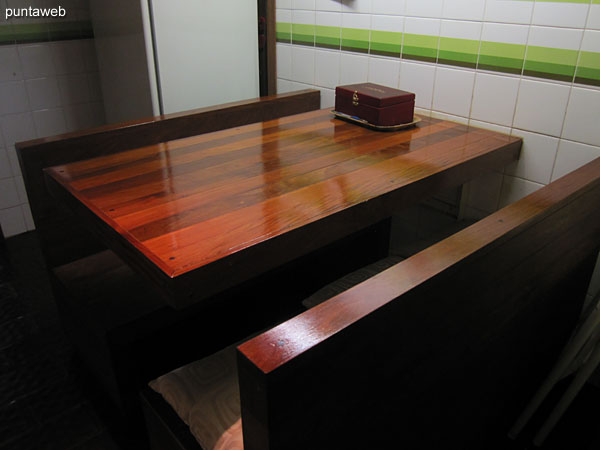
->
[[335, 83, 415, 126]]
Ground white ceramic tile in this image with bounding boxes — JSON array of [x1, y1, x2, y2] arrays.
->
[[440, 19, 481, 41], [89, 102, 105, 127], [399, 61, 435, 109], [0, 205, 27, 237], [588, 5, 600, 30], [291, 46, 315, 84], [442, 0, 485, 21], [484, 0, 533, 25], [5, 146, 20, 177], [582, 28, 600, 51], [293, 0, 315, 10], [551, 140, 600, 182], [319, 87, 335, 108], [0, 47, 22, 82], [293, 9, 315, 25], [277, 8, 292, 23], [481, 22, 529, 46], [317, 10, 342, 27], [513, 79, 570, 137], [0, 177, 20, 209], [468, 120, 511, 135], [0, 147, 12, 179], [278, 0, 292, 9], [87, 72, 103, 102], [13, 175, 27, 203], [81, 39, 99, 72], [51, 40, 85, 75], [531, 2, 589, 29], [371, 14, 404, 33], [527, 26, 583, 52], [58, 73, 91, 105], [17, 44, 56, 79], [505, 130, 559, 184], [316, 0, 341, 11], [290, 81, 315, 91], [368, 57, 400, 88], [33, 108, 67, 138], [342, 0, 371, 13], [406, 0, 443, 18], [470, 73, 519, 127], [21, 203, 35, 231], [315, 49, 340, 88], [277, 44, 292, 80], [277, 78, 294, 94], [63, 103, 95, 133], [0, 81, 30, 115], [25, 77, 61, 110], [414, 107, 431, 117], [404, 16, 441, 38], [430, 111, 469, 124], [342, 10, 371, 29], [0, 112, 37, 147], [562, 87, 600, 147], [432, 67, 475, 117], [464, 171, 503, 214], [498, 175, 543, 208], [339, 53, 369, 84], [372, 0, 405, 15]]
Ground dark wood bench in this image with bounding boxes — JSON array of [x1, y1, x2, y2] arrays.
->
[[142, 157, 600, 450], [14, 90, 321, 422]]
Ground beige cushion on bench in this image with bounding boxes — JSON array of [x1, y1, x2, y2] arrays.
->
[[149, 345, 243, 450]]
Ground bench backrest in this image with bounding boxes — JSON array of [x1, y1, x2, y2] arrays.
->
[[15, 90, 320, 268], [237, 156, 600, 450]]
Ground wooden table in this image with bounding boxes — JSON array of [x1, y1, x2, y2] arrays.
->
[[44, 109, 521, 309]]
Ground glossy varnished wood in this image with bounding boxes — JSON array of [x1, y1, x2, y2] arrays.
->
[[45, 109, 521, 308], [16, 90, 320, 269], [237, 157, 600, 450]]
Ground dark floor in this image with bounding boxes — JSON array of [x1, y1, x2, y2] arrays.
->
[[0, 231, 599, 450]]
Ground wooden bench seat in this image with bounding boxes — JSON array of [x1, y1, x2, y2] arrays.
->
[[141, 157, 600, 450]]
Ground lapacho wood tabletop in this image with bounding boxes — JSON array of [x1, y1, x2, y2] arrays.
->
[[44, 108, 521, 309]]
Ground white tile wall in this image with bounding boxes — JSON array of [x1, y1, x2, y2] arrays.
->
[[276, 0, 600, 304], [552, 140, 600, 182], [471, 73, 519, 127], [399, 61, 435, 109], [513, 80, 570, 137], [432, 67, 475, 117], [0, 38, 105, 237]]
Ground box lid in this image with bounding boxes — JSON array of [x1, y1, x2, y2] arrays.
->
[[335, 83, 415, 108]]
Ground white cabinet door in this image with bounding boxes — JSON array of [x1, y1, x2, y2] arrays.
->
[[150, 0, 260, 114]]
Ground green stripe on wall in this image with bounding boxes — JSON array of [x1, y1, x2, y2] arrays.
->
[[370, 30, 402, 57], [478, 41, 525, 73], [341, 27, 369, 53], [277, 22, 600, 88], [292, 23, 314, 46], [524, 46, 578, 80], [403, 33, 438, 62], [276, 22, 291, 43], [534, 0, 591, 3], [575, 51, 600, 85], [315, 25, 340, 49], [439, 37, 479, 68]]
